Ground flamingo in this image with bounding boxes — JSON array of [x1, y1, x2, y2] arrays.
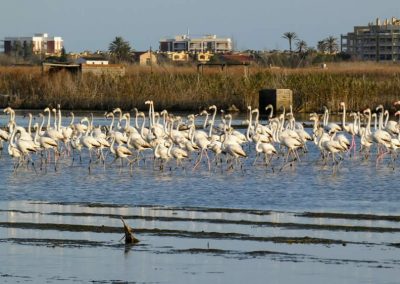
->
[[340, 102, 357, 156], [323, 106, 341, 133], [109, 135, 134, 168], [254, 140, 277, 166]]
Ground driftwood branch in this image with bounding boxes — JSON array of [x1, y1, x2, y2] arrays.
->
[[120, 217, 139, 244]]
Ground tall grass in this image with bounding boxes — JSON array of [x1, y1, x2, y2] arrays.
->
[[0, 63, 400, 112]]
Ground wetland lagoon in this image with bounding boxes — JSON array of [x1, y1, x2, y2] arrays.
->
[[0, 110, 400, 283]]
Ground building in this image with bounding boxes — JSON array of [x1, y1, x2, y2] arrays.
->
[[167, 52, 190, 62], [341, 17, 400, 61], [3, 33, 63, 55], [132, 51, 157, 66], [197, 52, 213, 62], [76, 56, 109, 65], [42, 62, 125, 76], [159, 34, 232, 54]]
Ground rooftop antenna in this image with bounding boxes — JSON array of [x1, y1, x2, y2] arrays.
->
[[187, 28, 190, 38]]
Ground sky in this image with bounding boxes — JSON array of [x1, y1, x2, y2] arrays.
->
[[1, 0, 400, 52]]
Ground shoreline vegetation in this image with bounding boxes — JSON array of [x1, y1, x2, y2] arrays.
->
[[1, 62, 400, 113]]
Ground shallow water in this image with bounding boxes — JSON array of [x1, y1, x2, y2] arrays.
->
[[0, 202, 399, 284], [0, 112, 399, 283]]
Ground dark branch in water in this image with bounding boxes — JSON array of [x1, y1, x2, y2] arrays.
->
[[120, 217, 139, 244]]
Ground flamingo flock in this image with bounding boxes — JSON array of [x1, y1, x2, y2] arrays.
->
[[1, 100, 400, 174]]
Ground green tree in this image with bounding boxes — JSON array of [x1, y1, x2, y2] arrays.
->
[[22, 41, 33, 60], [296, 39, 308, 54], [60, 47, 68, 62], [282, 32, 298, 53], [317, 40, 327, 53], [109, 36, 132, 63], [325, 36, 338, 54], [12, 41, 23, 63]]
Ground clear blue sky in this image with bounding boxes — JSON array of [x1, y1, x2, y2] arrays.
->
[[1, 0, 399, 52]]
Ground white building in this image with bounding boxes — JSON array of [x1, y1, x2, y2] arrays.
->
[[341, 17, 400, 61], [76, 56, 109, 65], [4, 33, 63, 55], [160, 34, 232, 53]]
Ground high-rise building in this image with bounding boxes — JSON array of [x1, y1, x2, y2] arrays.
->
[[341, 17, 400, 61], [159, 34, 232, 53], [3, 33, 63, 55]]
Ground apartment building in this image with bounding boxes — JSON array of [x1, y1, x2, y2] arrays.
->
[[159, 34, 232, 53], [341, 17, 400, 61], [3, 33, 63, 55]]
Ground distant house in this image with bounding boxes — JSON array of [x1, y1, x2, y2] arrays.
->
[[76, 56, 109, 65], [168, 52, 190, 62], [132, 51, 157, 66], [197, 52, 213, 62]]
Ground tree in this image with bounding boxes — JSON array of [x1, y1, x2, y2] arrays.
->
[[23, 41, 33, 60], [325, 36, 338, 54], [296, 40, 308, 54], [60, 47, 68, 62], [282, 32, 298, 53], [109, 36, 132, 63], [12, 41, 23, 63], [317, 40, 327, 53]]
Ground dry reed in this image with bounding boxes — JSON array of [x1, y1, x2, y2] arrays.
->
[[0, 63, 399, 112]]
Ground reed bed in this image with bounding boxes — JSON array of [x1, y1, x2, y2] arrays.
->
[[0, 63, 400, 112]]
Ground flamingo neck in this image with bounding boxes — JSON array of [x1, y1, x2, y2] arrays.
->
[[58, 109, 62, 131], [28, 115, 32, 136]]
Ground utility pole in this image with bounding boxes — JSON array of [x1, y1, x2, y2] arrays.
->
[[150, 46, 153, 74]]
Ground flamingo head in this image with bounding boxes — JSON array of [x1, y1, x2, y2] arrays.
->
[[363, 108, 371, 115], [375, 104, 383, 112], [395, 110, 400, 117], [113, 107, 122, 114]]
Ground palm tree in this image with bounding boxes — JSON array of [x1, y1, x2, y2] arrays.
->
[[317, 40, 327, 53], [325, 36, 338, 54], [109, 36, 132, 63], [282, 32, 298, 53], [296, 40, 308, 54]]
